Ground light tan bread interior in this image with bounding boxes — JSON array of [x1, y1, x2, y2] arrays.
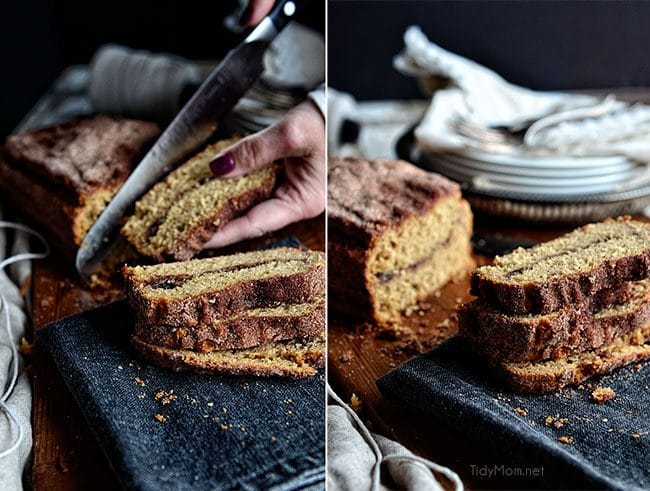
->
[[367, 197, 473, 322]]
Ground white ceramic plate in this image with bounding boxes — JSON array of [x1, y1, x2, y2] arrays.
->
[[438, 153, 636, 178], [427, 159, 649, 197], [446, 149, 630, 169], [432, 158, 639, 187]]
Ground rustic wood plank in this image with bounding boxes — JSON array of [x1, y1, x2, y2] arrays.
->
[[32, 215, 324, 489]]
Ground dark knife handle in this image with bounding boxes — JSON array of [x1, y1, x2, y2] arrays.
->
[[267, 0, 298, 31]]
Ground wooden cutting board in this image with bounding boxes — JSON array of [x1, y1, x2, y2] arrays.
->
[[31, 216, 324, 490], [327, 215, 650, 490]]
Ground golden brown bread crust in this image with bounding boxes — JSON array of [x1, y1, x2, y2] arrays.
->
[[327, 231, 376, 321], [123, 262, 325, 327], [4, 115, 159, 197], [459, 282, 649, 363], [0, 154, 80, 253], [132, 300, 325, 352], [499, 326, 650, 393], [131, 335, 325, 378], [328, 157, 460, 243], [470, 218, 650, 315]]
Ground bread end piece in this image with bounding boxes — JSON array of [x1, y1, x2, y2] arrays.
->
[[499, 324, 650, 393], [132, 335, 325, 378]]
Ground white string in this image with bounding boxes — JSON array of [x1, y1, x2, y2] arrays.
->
[[0, 221, 49, 460], [327, 384, 464, 491]]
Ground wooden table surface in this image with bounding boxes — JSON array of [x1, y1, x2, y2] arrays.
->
[[30, 215, 324, 490], [328, 214, 649, 490]]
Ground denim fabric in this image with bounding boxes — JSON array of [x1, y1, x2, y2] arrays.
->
[[38, 300, 325, 490], [377, 336, 649, 491]]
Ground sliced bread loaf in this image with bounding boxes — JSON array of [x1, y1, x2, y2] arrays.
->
[[133, 297, 325, 352], [471, 217, 650, 315], [328, 157, 473, 324], [131, 335, 324, 377], [459, 281, 649, 363], [500, 323, 650, 393], [0, 116, 159, 250], [121, 137, 278, 261], [122, 248, 325, 327]]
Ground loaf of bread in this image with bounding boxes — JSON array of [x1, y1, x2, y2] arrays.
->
[[499, 323, 650, 393], [121, 137, 278, 261], [471, 217, 650, 315], [459, 281, 648, 363], [124, 248, 325, 377], [132, 335, 325, 377], [328, 157, 473, 324], [0, 116, 159, 251]]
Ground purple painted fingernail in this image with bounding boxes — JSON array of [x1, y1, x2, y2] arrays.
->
[[209, 152, 236, 176]]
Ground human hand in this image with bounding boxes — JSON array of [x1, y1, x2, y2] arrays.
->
[[203, 100, 325, 249], [239, 0, 275, 26]]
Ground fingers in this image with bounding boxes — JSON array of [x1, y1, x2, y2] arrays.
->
[[203, 197, 303, 249], [209, 102, 323, 178], [240, 0, 275, 26]]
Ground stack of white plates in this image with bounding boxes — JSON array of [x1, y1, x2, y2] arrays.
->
[[417, 149, 650, 203]]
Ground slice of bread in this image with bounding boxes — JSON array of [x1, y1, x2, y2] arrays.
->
[[459, 281, 649, 363], [499, 323, 650, 393], [133, 297, 325, 352], [122, 248, 325, 327], [471, 217, 650, 315], [121, 137, 278, 261], [132, 335, 324, 377]]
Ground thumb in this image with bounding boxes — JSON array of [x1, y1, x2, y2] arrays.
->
[[208, 115, 311, 178]]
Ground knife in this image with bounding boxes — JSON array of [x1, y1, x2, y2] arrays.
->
[[76, 0, 298, 279]]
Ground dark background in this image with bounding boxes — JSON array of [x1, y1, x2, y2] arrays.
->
[[0, 0, 324, 138], [4, 1, 650, 138], [329, 0, 650, 100]]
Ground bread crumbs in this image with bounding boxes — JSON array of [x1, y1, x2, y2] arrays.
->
[[18, 338, 33, 357], [591, 386, 615, 404], [154, 414, 167, 423], [515, 407, 527, 416], [134, 377, 145, 387], [631, 433, 641, 439], [339, 352, 352, 363], [220, 423, 231, 430], [350, 394, 362, 412], [154, 390, 177, 405], [545, 416, 568, 428], [559, 436, 574, 444]]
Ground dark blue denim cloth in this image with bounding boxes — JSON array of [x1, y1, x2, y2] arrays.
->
[[38, 300, 325, 491], [37, 236, 323, 490], [378, 336, 649, 491]]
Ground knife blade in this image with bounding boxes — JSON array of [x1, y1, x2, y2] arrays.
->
[[76, 0, 298, 279]]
